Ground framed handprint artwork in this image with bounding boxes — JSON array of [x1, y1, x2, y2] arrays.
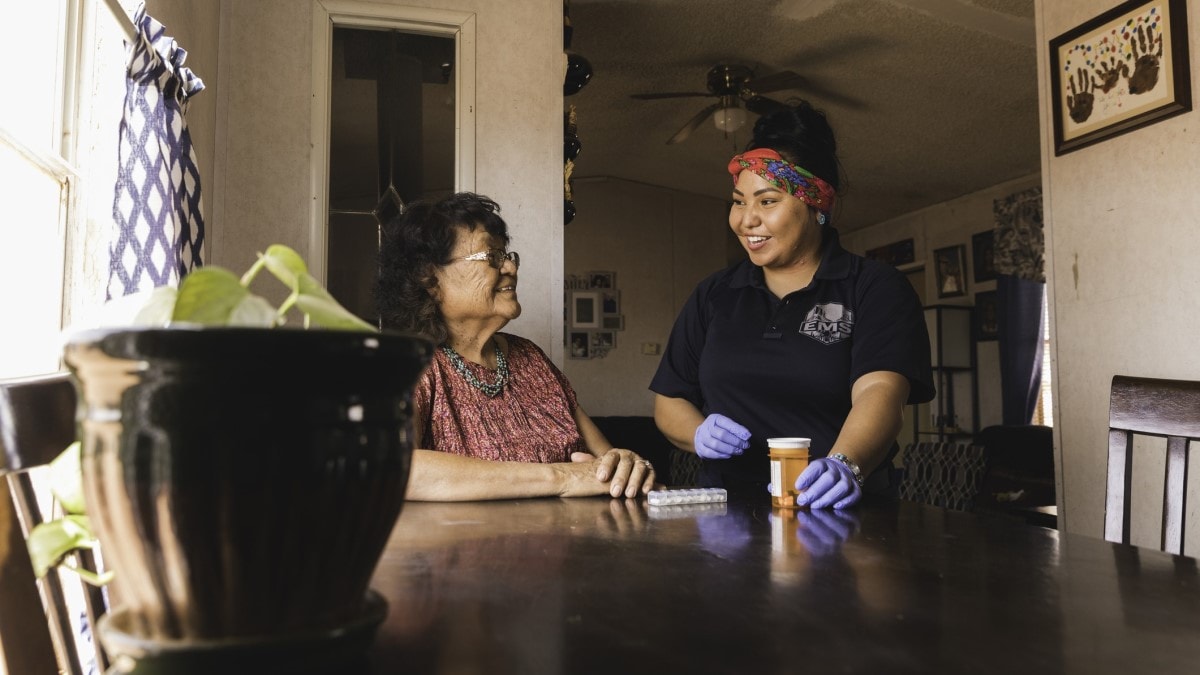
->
[[1050, 0, 1191, 155]]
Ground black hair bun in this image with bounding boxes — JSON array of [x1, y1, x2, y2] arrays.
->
[[747, 100, 840, 191]]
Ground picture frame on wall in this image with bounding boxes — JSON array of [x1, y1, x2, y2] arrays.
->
[[591, 331, 615, 351], [570, 291, 601, 328], [974, 291, 999, 341], [568, 331, 590, 359], [933, 245, 968, 299], [602, 290, 620, 315], [972, 230, 997, 283], [864, 238, 916, 267], [602, 315, 624, 330], [1049, 0, 1192, 156], [587, 271, 615, 289]]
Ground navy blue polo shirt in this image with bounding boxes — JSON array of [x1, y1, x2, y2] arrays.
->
[[650, 228, 935, 493]]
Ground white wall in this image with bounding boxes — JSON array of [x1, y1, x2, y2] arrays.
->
[[563, 178, 728, 416], [1038, 0, 1200, 550], [210, 0, 565, 359], [841, 173, 1043, 434]]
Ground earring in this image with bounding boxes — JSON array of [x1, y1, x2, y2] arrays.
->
[[817, 212, 827, 225]]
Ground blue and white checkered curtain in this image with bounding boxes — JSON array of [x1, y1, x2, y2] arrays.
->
[[107, 3, 205, 299]]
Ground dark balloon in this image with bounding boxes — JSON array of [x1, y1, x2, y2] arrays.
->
[[564, 133, 581, 162], [563, 53, 592, 96], [564, 199, 576, 225]]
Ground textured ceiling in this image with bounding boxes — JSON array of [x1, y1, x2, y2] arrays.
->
[[567, 0, 1040, 231]]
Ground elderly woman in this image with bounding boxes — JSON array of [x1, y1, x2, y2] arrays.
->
[[376, 192, 656, 500]]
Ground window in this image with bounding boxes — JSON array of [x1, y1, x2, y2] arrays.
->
[[1034, 292, 1053, 426], [0, 0, 128, 378], [0, 1, 76, 377]]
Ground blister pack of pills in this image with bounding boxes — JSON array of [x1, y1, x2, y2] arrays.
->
[[646, 487, 728, 506], [647, 501, 727, 519]]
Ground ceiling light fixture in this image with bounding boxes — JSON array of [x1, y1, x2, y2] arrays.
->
[[712, 96, 746, 133]]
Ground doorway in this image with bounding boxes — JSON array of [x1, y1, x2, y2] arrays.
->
[[325, 27, 455, 322]]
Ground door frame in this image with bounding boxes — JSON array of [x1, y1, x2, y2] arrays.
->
[[310, 0, 476, 283]]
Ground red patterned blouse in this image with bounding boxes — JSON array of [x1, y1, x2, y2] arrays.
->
[[412, 334, 587, 462]]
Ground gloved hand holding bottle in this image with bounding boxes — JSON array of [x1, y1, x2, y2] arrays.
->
[[794, 457, 862, 509]]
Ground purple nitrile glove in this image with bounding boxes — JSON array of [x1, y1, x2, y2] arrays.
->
[[794, 458, 862, 509], [693, 414, 751, 460]]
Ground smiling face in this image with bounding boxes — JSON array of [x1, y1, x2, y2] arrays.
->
[[729, 170, 823, 272], [433, 226, 521, 337]]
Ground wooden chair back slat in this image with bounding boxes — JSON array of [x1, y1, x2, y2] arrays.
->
[[0, 373, 108, 674], [1105, 375, 1200, 556]]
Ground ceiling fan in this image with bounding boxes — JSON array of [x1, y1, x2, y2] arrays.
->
[[631, 64, 862, 145]]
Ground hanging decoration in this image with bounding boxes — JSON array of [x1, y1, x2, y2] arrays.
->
[[108, 2, 206, 299], [564, 106, 580, 225], [563, 0, 590, 225]]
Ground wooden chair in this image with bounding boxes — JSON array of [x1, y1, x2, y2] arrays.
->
[[898, 441, 988, 512], [0, 372, 108, 674], [1105, 375, 1200, 555]]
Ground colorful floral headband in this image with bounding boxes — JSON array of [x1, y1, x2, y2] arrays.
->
[[727, 148, 836, 215]]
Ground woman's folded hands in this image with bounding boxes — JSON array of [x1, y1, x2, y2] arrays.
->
[[558, 448, 657, 498]]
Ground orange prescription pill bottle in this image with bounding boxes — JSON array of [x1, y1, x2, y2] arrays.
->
[[768, 437, 811, 508]]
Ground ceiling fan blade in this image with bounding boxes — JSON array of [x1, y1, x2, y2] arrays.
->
[[745, 70, 808, 94], [792, 81, 869, 110], [667, 102, 722, 145], [631, 91, 712, 100], [743, 95, 789, 117], [742, 78, 869, 111]]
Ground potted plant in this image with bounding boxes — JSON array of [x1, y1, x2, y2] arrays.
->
[[60, 245, 431, 672]]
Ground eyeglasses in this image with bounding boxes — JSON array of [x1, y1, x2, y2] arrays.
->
[[456, 248, 520, 269]]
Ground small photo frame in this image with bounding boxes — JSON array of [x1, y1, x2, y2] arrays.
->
[[591, 331, 615, 350], [864, 238, 916, 267], [602, 290, 620, 315], [570, 291, 601, 328], [588, 271, 615, 289], [974, 291, 999, 341], [602, 315, 624, 330], [568, 331, 591, 358], [933, 245, 968, 299], [1049, 0, 1192, 155], [972, 230, 996, 283]]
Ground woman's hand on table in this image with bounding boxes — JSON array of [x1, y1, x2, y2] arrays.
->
[[573, 448, 658, 498]]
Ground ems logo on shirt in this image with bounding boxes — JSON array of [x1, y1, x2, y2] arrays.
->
[[800, 303, 854, 345]]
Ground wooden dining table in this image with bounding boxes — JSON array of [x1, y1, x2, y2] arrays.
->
[[362, 493, 1200, 674]]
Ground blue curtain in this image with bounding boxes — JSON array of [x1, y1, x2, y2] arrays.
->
[[993, 188, 1044, 425], [997, 275, 1044, 424], [107, 3, 205, 299]]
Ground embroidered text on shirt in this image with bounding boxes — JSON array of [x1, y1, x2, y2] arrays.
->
[[800, 302, 854, 345]]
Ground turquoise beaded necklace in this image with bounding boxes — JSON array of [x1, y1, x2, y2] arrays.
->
[[441, 341, 509, 397]]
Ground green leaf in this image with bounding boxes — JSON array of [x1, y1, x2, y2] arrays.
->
[[48, 442, 86, 515], [27, 515, 98, 579], [226, 294, 278, 327], [132, 286, 179, 325], [172, 267, 254, 325], [258, 245, 309, 291], [294, 291, 376, 331], [90, 287, 177, 327]]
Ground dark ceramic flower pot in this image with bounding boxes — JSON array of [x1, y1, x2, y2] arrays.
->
[[63, 328, 432, 644]]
